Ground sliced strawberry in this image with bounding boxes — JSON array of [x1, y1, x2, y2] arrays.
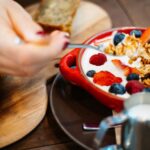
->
[[123, 67, 131, 76], [93, 71, 122, 86], [111, 59, 123, 68], [131, 68, 141, 75], [111, 59, 140, 76], [140, 27, 150, 44], [111, 59, 128, 71]]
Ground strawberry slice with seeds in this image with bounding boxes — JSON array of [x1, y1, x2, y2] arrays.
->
[[93, 71, 122, 86], [131, 68, 141, 75], [111, 59, 140, 76]]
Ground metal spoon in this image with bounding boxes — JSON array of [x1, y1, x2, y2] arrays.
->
[[68, 43, 101, 51], [82, 123, 121, 131], [68, 43, 125, 57]]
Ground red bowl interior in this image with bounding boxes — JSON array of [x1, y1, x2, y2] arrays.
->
[[60, 27, 146, 112]]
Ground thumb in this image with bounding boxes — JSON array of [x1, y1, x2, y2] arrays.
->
[[7, 1, 46, 44]]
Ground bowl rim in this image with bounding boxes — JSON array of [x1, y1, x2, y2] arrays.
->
[[77, 26, 146, 100]]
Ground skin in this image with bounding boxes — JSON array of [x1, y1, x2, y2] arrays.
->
[[0, 0, 70, 76]]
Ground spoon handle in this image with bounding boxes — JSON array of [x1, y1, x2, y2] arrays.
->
[[82, 123, 121, 131], [68, 43, 99, 50]]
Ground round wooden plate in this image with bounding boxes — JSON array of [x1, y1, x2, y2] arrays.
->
[[0, 74, 48, 148], [0, 61, 58, 148], [26, 1, 112, 54]]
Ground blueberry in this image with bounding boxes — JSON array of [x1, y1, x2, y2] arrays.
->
[[144, 88, 150, 92], [70, 65, 76, 69], [130, 30, 142, 38], [109, 83, 126, 95], [126, 73, 139, 81], [113, 33, 125, 46], [86, 70, 96, 77]]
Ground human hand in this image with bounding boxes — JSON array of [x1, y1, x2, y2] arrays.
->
[[0, 0, 70, 76]]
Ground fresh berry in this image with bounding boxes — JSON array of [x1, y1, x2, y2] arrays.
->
[[113, 33, 125, 46], [125, 80, 144, 94], [93, 71, 122, 86], [126, 73, 139, 81], [89, 53, 107, 66], [70, 65, 76, 68], [130, 30, 142, 38], [144, 88, 150, 92], [131, 68, 141, 75], [112, 59, 130, 76], [109, 83, 126, 95], [86, 70, 96, 77], [112, 59, 141, 76]]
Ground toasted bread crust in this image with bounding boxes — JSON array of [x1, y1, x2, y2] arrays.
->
[[36, 0, 80, 33]]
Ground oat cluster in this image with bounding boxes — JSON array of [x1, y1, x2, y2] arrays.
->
[[104, 34, 150, 86]]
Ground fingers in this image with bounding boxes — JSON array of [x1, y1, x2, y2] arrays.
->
[[15, 31, 70, 65], [0, 1, 71, 76], [7, 0, 45, 44], [0, 19, 70, 76], [0, 25, 20, 46], [0, 30, 70, 76], [47, 31, 70, 56]]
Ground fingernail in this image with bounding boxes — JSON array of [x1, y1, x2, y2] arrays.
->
[[64, 33, 70, 38], [63, 42, 69, 50], [65, 35, 70, 39], [36, 31, 46, 36]]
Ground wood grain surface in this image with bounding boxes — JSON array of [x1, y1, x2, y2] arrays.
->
[[0, 63, 59, 148], [0, 0, 112, 149]]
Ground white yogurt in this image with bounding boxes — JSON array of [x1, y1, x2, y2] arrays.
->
[[81, 33, 141, 99]]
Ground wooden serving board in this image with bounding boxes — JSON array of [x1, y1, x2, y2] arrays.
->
[[0, 1, 112, 148]]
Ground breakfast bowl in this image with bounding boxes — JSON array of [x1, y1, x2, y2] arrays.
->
[[59, 27, 150, 112]]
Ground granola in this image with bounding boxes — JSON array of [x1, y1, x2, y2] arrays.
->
[[103, 32, 150, 86]]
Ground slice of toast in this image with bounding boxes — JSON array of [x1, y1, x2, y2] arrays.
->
[[36, 0, 80, 33]]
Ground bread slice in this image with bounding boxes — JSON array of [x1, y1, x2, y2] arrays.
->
[[36, 0, 80, 33]]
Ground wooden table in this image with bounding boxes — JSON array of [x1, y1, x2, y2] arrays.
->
[[3, 0, 150, 150]]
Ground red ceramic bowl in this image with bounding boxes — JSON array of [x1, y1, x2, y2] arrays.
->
[[59, 27, 145, 112]]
